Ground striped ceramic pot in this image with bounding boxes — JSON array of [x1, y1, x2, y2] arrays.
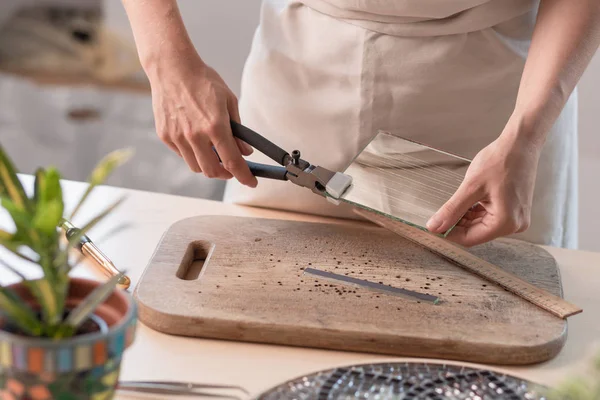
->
[[0, 278, 137, 400]]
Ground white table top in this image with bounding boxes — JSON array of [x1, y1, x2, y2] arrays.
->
[[1, 176, 599, 398]]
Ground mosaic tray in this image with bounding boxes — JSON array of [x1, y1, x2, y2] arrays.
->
[[255, 362, 548, 400]]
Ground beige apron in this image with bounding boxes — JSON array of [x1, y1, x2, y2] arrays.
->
[[223, 0, 578, 249]]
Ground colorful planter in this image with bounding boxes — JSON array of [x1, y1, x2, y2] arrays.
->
[[0, 278, 137, 400]]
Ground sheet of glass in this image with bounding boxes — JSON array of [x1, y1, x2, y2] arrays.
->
[[339, 131, 471, 235]]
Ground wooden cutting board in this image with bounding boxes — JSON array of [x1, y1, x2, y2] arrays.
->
[[134, 216, 567, 365]]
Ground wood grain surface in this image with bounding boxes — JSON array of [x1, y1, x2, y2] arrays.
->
[[134, 215, 568, 365]]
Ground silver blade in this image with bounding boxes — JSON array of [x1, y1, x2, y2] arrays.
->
[[337, 131, 470, 235]]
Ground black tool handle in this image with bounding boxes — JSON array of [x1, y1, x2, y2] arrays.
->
[[211, 144, 288, 182], [246, 161, 288, 181], [230, 120, 289, 166]]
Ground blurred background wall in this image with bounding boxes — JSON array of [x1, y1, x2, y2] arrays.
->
[[0, 0, 598, 251]]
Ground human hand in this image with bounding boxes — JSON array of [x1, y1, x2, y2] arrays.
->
[[148, 53, 258, 187], [426, 122, 542, 247]]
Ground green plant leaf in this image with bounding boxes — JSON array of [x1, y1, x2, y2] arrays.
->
[[57, 272, 124, 338], [0, 229, 11, 240], [0, 238, 38, 264], [0, 258, 27, 280], [0, 286, 42, 336], [1, 197, 33, 231], [0, 143, 32, 213], [547, 377, 594, 400], [33, 199, 64, 236], [69, 148, 133, 220], [40, 168, 62, 203], [56, 196, 126, 270], [32, 167, 64, 238], [23, 278, 61, 326], [33, 168, 45, 205], [0, 196, 41, 251]]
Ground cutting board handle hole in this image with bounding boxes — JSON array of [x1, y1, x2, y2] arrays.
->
[[176, 241, 214, 281]]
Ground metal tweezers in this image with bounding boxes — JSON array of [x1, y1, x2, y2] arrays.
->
[[117, 380, 249, 399], [225, 121, 353, 201]]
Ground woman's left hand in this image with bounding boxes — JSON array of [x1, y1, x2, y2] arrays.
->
[[426, 119, 542, 247]]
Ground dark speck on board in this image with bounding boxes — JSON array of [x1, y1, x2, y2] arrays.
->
[[406, 278, 411, 282], [255, 238, 262, 242], [238, 275, 241, 278]]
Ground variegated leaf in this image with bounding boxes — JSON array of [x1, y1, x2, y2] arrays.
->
[[0, 143, 31, 213], [0, 286, 42, 336], [63, 272, 124, 330], [69, 148, 133, 220], [24, 278, 61, 326]]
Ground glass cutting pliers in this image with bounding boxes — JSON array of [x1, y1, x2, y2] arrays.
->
[[225, 121, 353, 202]]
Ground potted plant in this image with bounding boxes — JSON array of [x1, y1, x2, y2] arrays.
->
[[0, 144, 136, 400], [546, 351, 600, 400]]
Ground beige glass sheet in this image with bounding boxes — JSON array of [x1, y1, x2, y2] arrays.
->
[[339, 131, 470, 235]]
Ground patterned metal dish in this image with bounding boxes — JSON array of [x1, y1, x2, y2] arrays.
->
[[255, 362, 547, 400]]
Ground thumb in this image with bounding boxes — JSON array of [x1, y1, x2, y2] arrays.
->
[[427, 182, 482, 234]]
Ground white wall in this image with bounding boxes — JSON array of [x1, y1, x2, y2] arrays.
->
[[104, 0, 262, 96], [105, 0, 600, 252]]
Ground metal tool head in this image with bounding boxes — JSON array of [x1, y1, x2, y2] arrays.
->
[[284, 150, 353, 200]]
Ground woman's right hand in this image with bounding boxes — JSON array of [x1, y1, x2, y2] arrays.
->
[[147, 53, 258, 188]]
